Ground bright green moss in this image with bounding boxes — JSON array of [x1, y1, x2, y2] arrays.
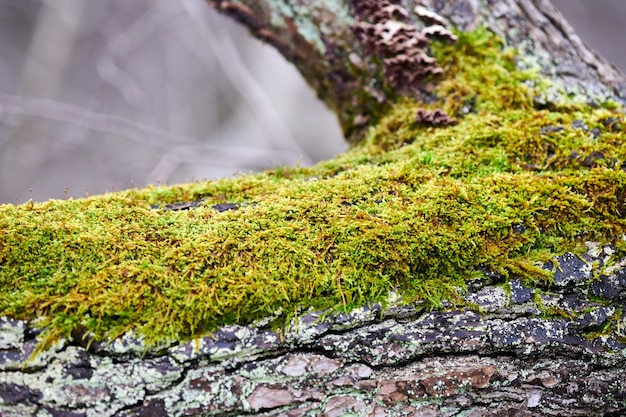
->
[[1, 27, 625, 347]]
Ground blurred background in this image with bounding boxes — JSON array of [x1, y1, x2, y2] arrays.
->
[[0, 0, 624, 204]]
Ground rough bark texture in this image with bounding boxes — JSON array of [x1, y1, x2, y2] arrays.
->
[[2, 246, 626, 415], [2, 1, 626, 416]]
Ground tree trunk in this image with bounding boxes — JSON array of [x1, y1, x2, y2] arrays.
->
[[2, 1, 626, 416]]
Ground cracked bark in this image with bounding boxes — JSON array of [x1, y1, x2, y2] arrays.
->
[[2, 1, 626, 416]]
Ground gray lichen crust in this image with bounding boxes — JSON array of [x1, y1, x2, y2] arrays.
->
[[2, 247, 626, 416]]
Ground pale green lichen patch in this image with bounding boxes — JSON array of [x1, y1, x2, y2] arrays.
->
[[1, 27, 625, 347]]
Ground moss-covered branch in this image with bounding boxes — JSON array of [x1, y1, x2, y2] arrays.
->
[[1, 27, 625, 347], [2, 1, 626, 416]]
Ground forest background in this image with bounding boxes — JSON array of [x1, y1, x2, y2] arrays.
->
[[0, 0, 624, 204]]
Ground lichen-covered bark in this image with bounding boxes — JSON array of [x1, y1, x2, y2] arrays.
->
[[208, 0, 625, 142], [2, 247, 626, 415]]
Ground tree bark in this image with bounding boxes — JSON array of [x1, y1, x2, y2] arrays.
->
[[2, 1, 626, 416]]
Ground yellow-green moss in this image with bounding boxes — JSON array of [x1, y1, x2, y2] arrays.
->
[[1, 27, 625, 346]]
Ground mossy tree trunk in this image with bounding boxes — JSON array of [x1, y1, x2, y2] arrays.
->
[[2, 1, 626, 416]]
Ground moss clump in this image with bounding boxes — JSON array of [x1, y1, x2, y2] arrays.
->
[[1, 27, 625, 347]]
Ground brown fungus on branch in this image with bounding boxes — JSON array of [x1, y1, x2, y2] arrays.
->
[[415, 108, 457, 126], [422, 24, 458, 43], [350, 0, 402, 20], [383, 52, 442, 91], [380, 4, 409, 20], [414, 5, 447, 27]]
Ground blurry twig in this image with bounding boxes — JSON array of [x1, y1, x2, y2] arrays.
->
[[96, 2, 179, 111], [180, 0, 313, 165], [0, 93, 305, 168]]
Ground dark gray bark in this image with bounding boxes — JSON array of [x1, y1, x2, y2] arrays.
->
[[2, 1, 626, 416]]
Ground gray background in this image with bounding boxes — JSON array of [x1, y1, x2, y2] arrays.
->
[[0, 0, 624, 204]]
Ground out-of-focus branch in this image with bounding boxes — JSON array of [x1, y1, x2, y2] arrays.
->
[[182, 0, 311, 161]]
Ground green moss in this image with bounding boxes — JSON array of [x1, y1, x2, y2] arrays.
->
[[1, 27, 625, 347]]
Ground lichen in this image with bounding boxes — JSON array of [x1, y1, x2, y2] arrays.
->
[[0, 27, 625, 348]]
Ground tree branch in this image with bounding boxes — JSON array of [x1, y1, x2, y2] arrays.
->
[[208, 0, 626, 143], [2, 1, 626, 416]]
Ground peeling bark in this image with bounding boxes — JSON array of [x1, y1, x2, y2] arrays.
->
[[2, 1, 626, 416]]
